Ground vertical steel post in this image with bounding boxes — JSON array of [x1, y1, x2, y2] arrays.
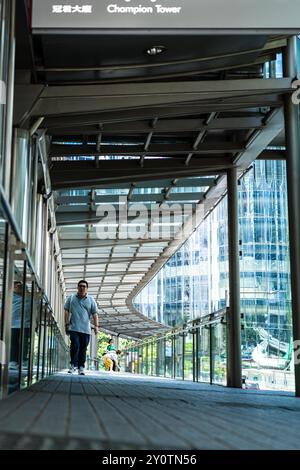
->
[[41, 305, 47, 378], [36, 299, 43, 381], [145, 342, 148, 375], [192, 328, 195, 382], [227, 168, 242, 388], [27, 280, 35, 386], [283, 36, 300, 397], [0, 227, 15, 398], [196, 327, 200, 382], [209, 324, 213, 385], [172, 334, 176, 379], [164, 337, 167, 377]]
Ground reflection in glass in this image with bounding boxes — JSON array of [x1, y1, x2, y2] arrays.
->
[[135, 160, 293, 391]]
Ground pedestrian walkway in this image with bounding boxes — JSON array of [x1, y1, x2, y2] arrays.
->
[[0, 371, 299, 450]]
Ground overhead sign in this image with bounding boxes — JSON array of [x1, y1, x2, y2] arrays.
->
[[31, 0, 300, 31]]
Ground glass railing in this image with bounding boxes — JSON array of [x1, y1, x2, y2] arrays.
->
[[120, 308, 227, 386], [0, 186, 69, 396]]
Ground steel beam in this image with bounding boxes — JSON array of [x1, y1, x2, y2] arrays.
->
[[56, 212, 196, 226], [50, 142, 244, 157], [283, 37, 300, 397], [48, 116, 264, 136], [40, 78, 293, 99], [51, 159, 231, 190], [62, 257, 163, 267], [60, 239, 171, 250], [43, 98, 283, 129], [234, 108, 285, 169], [63, 271, 145, 279], [57, 193, 205, 205]]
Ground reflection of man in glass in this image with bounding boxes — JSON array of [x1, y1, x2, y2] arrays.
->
[[9, 281, 31, 370]]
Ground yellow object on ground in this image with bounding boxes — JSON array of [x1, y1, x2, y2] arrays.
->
[[103, 356, 113, 370]]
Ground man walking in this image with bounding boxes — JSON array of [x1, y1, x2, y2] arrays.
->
[[64, 280, 99, 375]]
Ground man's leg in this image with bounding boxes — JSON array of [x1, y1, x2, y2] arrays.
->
[[114, 359, 120, 371], [69, 331, 80, 367], [78, 333, 90, 369]]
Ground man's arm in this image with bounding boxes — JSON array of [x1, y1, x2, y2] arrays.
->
[[91, 297, 99, 334], [64, 296, 71, 333], [64, 310, 70, 333], [93, 313, 99, 335]]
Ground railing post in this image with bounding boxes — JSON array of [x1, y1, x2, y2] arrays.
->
[[182, 332, 185, 381], [227, 168, 242, 388], [209, 324, 213, 385], [192, 327, 196, 382], [172, 334, 176, 379], [283, 36, 300, 397]]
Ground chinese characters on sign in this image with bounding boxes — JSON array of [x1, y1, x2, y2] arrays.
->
[[52, 5, 93, 13]]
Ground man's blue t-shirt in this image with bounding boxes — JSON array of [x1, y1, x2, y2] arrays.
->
[[64, 294, 98, 335]]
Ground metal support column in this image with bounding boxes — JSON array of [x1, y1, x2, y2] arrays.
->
[[227, 167, 242, 388], [283, 36, 300, 397]]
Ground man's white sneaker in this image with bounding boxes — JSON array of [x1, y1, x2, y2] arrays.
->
[[78, 367, 85, 375], [68, 365, 75, 374]]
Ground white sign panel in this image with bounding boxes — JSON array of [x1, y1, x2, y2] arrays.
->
[[31, 0, 300, 32]]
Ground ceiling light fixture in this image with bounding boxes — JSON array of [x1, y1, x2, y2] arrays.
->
[[145, 45, 166, 56]]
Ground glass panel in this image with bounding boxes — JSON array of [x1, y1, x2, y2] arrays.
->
[[211, 322, 227, 385], [32, 292, 43, 383], [0, 209, 6, 398], [240, 161, 293, 392], [8, 260, 24, 394], [0, 0, 10, 179], [165, 337, 173, 378], [42, 306, 50, 378], [20, 270, 33, 390], [157, 339, 165, 377], [137, 346, 142, 374], [0, 209, 6, 339], [135, 159, 294, 393], [38, 301, 47, 379], [47, 316, 54, 376], [142, 343, 149, 375], [149, 342, 155, 376], [175, 334, 183, 379], [184, 332, 193, 381], [198, 326, 210, 383], [12, 132, 31, 241]]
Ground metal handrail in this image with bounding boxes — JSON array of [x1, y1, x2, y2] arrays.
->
[[125, 307, 228, 349]]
